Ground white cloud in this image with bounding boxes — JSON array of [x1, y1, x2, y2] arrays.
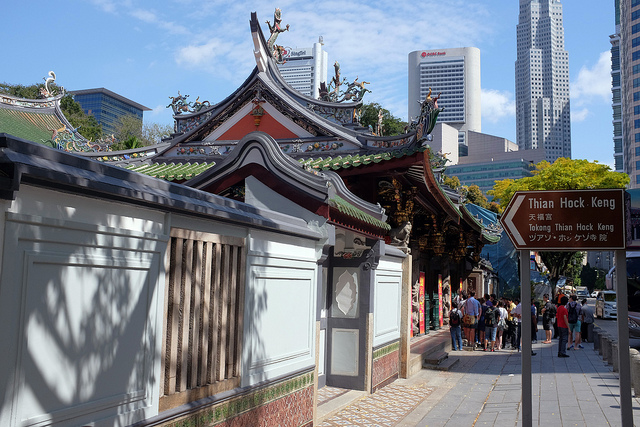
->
[[571, 50, 612, 105], [129, 8, 190, 35], [571, 108, 590, 123], [175, 40, 229, 68], [481, 89, 515, 123], [90, 0, 117, 13]]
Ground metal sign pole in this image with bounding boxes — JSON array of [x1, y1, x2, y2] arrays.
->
[[520, 250, 532, 427], [615, 250, 633, 426]]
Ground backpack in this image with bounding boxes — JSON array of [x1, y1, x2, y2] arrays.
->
[[450, 309, 461, 326], [485, 307, 496, 327], [567, 302, 578, 324], [546, 303, 557, 318]]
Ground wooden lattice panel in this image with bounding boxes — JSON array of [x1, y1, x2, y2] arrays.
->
[[160, 229, 246, 410]]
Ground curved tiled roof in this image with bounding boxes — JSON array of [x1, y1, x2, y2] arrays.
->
[[328, 195, 391, 231], [124, 162, 215, 181], [299, 145, 428, 171], [0, 107, 62, 146]]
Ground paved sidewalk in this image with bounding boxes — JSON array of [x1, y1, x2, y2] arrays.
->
[[320, 331, 640, 426]]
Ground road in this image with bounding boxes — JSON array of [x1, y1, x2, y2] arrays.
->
[[587, 297, 640, 348]]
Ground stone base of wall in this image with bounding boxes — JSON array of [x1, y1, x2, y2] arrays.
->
[[161, 372, 314, 427], [372, 342, 400, 393]]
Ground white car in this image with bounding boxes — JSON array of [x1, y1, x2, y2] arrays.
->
[[591, 290, 599, 298], [595, 291, 617, 319]]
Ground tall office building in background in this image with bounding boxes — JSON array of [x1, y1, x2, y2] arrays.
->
[[277, 38, 328, 99], [620, 0, 640, 187], [408, 47, 481, 149], [70, 88, 150, 136], [515, 0, 571, 162], [612, 0, 623, 173]]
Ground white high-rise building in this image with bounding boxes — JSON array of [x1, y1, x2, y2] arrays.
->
[[408, 47, 481, 147], [515, 0, 571, 162], [277, 38, 328, 99]]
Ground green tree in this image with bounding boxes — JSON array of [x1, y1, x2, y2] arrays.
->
[[112, 115, 172, 149], [442, 175, 500, 212], [488, 158, 629, 211], [489, 157, 629, 300], [59, 95, 103, 141], [358, 102, 407, 136]]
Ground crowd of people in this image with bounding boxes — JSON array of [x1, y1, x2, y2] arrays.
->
[[449, 290, 595, 358]]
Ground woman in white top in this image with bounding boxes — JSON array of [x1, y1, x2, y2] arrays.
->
[[496, 301, 509, 351]]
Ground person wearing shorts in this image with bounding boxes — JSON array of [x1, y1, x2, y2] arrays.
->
[[566, 295, 583, 350], [541, 294, 555, 344]]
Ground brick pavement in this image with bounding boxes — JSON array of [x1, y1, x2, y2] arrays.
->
[[318, 330, 640, 426]]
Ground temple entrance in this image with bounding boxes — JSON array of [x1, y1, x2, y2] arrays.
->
[[325, 264, 366, 390]]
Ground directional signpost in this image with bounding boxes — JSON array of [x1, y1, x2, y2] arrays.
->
[[500, 189, 626, 251], [499, 189, 630, 427]]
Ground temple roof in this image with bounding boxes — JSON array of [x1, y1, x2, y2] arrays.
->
[[0, 88, 112, 153], [185, 131, 390, 238]]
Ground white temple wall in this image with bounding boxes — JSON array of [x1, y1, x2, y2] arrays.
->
[[0, 183, 320, 426]]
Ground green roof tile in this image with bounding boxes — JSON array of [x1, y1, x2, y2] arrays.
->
[[124, 162, 215, 181], [0, 108, 61, 147], [299, 145, 427, 171], [328, 195, 391, 231]]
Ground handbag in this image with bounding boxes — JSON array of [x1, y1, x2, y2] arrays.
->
[[498, 317, 507, 329], [462, 314, 472, 326]]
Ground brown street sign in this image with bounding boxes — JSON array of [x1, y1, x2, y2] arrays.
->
[[499, 189, 626, 250]]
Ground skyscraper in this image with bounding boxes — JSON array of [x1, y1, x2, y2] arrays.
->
[[515, 0, 571, 162], [620, 0, 640, 187], [408, 47, 481, 148], [277, 38, 328, 99], [611, 0, 622, 173]]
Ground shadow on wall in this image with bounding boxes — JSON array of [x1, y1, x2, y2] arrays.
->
[[0, 200, 165, 426]]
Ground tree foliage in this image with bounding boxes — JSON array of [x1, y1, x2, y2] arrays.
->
[[59, 95, 103, 141], [110, 115, 173, 150], [358, 102, 407, 136], [489, 157, 629, 300], [442, 175, 500, 213], [488, 157, 629, 211]]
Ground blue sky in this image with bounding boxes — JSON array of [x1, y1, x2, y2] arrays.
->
[[1, 0, 615, 166]]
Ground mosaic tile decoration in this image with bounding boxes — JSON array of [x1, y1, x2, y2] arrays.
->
[[318, 382, 434, 427], [167, 372, 314, 427], [372, 341, 399, 361], [317, 386, 351, 406]]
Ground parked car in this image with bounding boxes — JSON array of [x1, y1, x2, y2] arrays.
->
[[591, 290, 599, 298], [595, 291, 617, 319], [629, 312, 640, 338]]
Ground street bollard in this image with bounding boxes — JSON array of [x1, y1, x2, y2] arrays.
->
[[630, 349, 640, 397], [599, 333, 608, 357], [612, 342, 619, 372], [605, 336, 614, 365], [593, 328, 601, 351]]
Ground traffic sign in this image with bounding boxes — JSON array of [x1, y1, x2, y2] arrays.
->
[[499, 189, 626, 250]]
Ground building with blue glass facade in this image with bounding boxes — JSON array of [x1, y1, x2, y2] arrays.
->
[[430, 125, 546, 197], [69, 88, 151, 136]]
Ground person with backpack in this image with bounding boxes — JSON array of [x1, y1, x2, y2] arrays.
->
[[541, 294, 556, 344], [484, 302, 498, 351], [566, 294, 583, 350], [449, 304, 463, 351]]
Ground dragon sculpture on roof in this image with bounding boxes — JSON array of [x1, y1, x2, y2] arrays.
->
[[266, 8, 289, 64]]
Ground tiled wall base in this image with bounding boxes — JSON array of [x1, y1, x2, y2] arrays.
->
[[165, 373, 314, 427], [372, 342, 400, 393]]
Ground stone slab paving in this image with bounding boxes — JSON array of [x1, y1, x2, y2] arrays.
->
[[320, 327, 640, 426]]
